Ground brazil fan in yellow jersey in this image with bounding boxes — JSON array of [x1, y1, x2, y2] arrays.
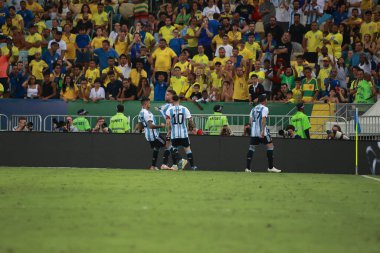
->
[[246, 94, 281, 173], [136, 97, 172, 170]]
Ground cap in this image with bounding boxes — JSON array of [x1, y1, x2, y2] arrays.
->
[[77, 109, 88, 115], [213, 105, 223, 113], [323, 57, 329, 61], [296, 103, 304, 110]]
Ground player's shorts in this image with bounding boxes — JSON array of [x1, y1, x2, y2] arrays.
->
[[250, 135, 273, 145], [149, 135, 166, 149], [171, 138, 190, 148]]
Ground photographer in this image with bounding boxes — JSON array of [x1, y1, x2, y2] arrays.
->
[[327, 125, 349, 140], [242, 123, 251, 136], [52, 117, 78, 132], [279, 125, 301, 139], [12, 117, 30, 132], [92, 117, 110, 133], [220, 125, 233, 136]]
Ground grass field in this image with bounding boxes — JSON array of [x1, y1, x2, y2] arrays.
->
[[0, 168, 379, 253]]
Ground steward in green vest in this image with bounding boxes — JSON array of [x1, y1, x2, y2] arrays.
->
[[73, 109, 91, 132], [290, 103, 311, 139], [109, 104, 130, 133], [205, 105, 229, 135]]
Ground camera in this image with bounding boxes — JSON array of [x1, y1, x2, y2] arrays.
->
[[326, 129, 349, 140], [279, 129, 291, 137], [26, 122, 34, 131], [52, 118, 68, 132]]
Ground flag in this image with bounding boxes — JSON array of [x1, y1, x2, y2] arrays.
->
[[354, 109, 361, 134]]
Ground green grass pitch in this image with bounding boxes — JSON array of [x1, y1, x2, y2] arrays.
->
[[0, 168, 379, 253]]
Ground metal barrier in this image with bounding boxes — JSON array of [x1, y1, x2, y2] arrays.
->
[[0, 114, 8, 131], [335, 104, 373, 119], [347, 116, 380, 141], [43, 115, 125, 132], [9, 115, 43, 131]]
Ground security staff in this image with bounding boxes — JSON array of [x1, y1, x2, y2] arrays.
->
[[290, 103, 311, 139], [109, 104, 130, 133], [205, 105, 229, 135], [73, 109, 91, 132]]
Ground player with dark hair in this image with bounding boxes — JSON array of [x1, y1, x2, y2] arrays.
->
[[137, 97, 170, 170], [245, 94, 281, 173], [166, 94, 197, 170]]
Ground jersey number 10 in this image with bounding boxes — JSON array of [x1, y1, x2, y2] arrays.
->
[[172, 113, 184, 125]]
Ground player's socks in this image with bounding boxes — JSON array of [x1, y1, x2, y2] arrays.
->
[[152, 149, 159, 167], [186, 151, 194, 167], [163, 149, 170, 165], [171, 147, 179, 165], [246, 145, 255, 170], [267, 147, 274, 169]]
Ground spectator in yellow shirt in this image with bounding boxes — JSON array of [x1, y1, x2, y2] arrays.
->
[[92, 3, 108, 29], [130, 61, 147, 87], [303, 21, 323, 63], [114, 31, 129, 56], [60, 75, 79, 102], [1, 17, 13, 36], [231, 66, 249, 102], [360, 11, 378, 42], [25, 25, 42, 62], [169, 66, 189, 96], [62, 24, 77, 62], [91, 28, 107, 49], [159, 17, 175, 43], [85, 60, 100, 84], [29, 52, 48, 84], [8, 6, 24, 31], [26, 0, 44, 14], [227, 23, 242, 47], [152, 39, 178, 81]]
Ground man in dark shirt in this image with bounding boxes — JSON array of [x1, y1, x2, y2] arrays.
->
[[275, 32, 292, 65], [106, 72, 122, 100], [9, 63, 28, 99], [248, 74, 265, 104], [264, 16, 284, 43], [118, 78, 137, 101], [289, 14, 306, 44], [235, 0, 254, 21], [75, 13, 93, 34]]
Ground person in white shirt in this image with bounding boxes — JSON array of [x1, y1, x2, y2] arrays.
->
[[202, 0, 220, 20], [215, 35, 233, 57], [89, 78, 105, 102], [48, 31, 67, 58]]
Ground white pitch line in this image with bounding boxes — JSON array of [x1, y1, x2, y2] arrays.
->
[[361, 175, 380, 182]]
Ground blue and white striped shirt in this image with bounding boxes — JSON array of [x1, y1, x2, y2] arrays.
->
[[250, 104, 270, 137], [166, 105, 191, 139], [138, 109, 159, 142], [158, 103, 172, 119]]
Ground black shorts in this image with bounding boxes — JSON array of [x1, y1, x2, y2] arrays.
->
[[149, 135, 166, 149], [171, 138, 190, 148], [250, 135, 273, 145]]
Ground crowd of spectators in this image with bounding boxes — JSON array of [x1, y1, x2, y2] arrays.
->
[[0, 0, 379, 105]]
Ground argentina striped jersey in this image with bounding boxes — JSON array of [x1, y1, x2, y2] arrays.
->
[[138, 109, 159, 142], [250, 104, 270, 137], [158, 103, 172, 119], [166, 105, 192, 139]]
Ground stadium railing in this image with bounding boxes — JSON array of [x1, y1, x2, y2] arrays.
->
[[9, 115, 43, 132], [335, 103, 374, 119], [43, 115, 115, 132], [0, 114, 8, 131]]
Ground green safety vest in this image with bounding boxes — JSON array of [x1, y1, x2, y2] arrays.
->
[[73, 117, 91, 132], [205, 112, 229, 135], [354, 80, 375, 104], [290, 111, 311, 139], [109, 113, 130, 133]]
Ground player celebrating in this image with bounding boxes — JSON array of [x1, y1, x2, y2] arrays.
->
[[137, 98, 170, 170], [166, 95, 197, 170], [246, 94, 281, 173]]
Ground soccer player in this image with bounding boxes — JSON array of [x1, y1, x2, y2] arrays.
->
[[156, 89, 185, 170], [166, 95, 197, 170], [246, 94, 281, 173], [137, 98, 170, 170]]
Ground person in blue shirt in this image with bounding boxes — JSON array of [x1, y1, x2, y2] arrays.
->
[[0, 0, 8, 26], [129, 32, 144, 62], [154, 73, 168, 101], [17, 1, 34, 28], [9, 64, 28, 98], [209, 13, 221, 36], [42, 42, 60, 71], [324, 69, 341, 96], [93, 40, 119, 71], [169, 29, 185, 56], [332, 4, 348, 26], [75, 26, 91, 66], [196, 17, 213, 60]]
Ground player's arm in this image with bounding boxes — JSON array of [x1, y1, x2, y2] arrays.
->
[[261, 116, 267, 138], [134, 122, 143, 133], [148, 121, 165, 129]]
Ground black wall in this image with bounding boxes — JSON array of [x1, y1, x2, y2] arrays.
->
[[0, 132, 378, 174]]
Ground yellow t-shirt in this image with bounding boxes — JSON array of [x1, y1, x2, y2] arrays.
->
[[61, 85, 79, 100], [304, 30, 323, 53], [0, 83, 4, 98], [30, 59, 48, 80], [101, 66, 122, 87], [210, 71, 223, 89], [239, 48, 254, 61], [170, 76, 189, 95], [249, 70, 265, 79], [317, 67, 331, 90], [327, 33, 342, 58], [244, 42, 261, 61], [360, 21, 378, 40], [1, 25, 11, 36], [159, 25, 175, 43], [91, 36, 107, 49], [92, 12, 108, 26], [186, 27, 198, 47], [227, 31, 242, 43], [85, 68, 100, 84], [35, 21, 47, 34], [115, 40, 128, 56], [174, 61, 190, 73], [361, 0, 372, 10], [292, 87, 303, 103], [212, 56, 229, 66], [212, 35, 223, 47], [233, 76, 249, 100], [130, 69, 148, 87], [26, 2, 44, 13], [89, 4, 99, 15], [152, 47, 177, 72], [62, 33, 77, 60], [1, 46, 19, 63], [11, 14, 24, 31], [143, 32, 155, 48], [192, 54, 209, 68], [26, 33, 42, 56]]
